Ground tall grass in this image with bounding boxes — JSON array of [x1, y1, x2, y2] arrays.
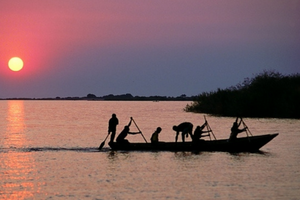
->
[[185, 71, 300, 118]]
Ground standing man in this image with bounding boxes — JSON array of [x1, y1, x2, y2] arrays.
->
[[108, 113, 119, 144], [173, 122, 193, 142]]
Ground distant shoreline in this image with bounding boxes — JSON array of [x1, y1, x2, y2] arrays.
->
[[0, 94, 194, 101]]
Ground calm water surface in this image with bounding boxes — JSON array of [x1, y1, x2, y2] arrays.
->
[[0, 101, 299, 199]]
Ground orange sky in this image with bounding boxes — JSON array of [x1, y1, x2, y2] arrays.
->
[[1, 1, 299, 98]]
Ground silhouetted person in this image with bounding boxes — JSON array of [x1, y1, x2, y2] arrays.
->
[[108, 113, 119, 144], [150, 127, 162, 144], [116, 118, 141, 143], [229, 117, 247, 141], [192, 121, 211, 142], [173, 122, 193, 142]]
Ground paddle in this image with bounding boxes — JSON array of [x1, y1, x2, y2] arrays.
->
[[131, 117, 148, 143], [98, 132, 110, 150]]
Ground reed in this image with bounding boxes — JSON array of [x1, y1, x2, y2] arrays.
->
[[185, 71, 300, 118]]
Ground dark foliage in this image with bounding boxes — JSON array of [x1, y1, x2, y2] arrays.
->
[[185, 71, 300, 118], [87, 93, 97, 98]]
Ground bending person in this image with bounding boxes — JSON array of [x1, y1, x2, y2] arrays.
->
[[173, 122, 193, 142], [116, 118, 141, 144], [229, 117, 247, 141]]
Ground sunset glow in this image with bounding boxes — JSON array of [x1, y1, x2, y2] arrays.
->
[[0, 1, 299, 98], [8, 57, 24, 72]]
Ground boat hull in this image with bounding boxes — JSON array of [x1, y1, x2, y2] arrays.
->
[[108, 133, 278, 152]]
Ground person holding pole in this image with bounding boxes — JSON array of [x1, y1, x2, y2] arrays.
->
[[192, 121, 211, 142], [116, 117, 141, 144], [229, 117, 247, 141]]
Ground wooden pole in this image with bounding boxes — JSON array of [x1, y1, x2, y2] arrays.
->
[[131, 117, 148, 143], [204, 116, 217, 140]]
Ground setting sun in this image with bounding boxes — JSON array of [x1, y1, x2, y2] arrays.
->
[[8, 57, 24, 72]]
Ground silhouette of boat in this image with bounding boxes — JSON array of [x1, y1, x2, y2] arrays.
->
[[108, 133, 278, 152]]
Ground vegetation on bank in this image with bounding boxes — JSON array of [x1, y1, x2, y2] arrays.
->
[[185, 71, 300, 118], [1, 93, 193, 101]]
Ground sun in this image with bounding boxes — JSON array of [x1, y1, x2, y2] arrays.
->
[[8, 57, 24, 72]]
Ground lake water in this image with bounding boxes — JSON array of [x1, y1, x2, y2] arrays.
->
[[0, 100, 299, 200]]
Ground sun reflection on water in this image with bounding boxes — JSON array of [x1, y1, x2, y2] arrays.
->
[[0, 101, 37, 199], [5, 101, 27, 147]]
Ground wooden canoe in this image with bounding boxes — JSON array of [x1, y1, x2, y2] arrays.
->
[[108, 133, 278, 152]]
